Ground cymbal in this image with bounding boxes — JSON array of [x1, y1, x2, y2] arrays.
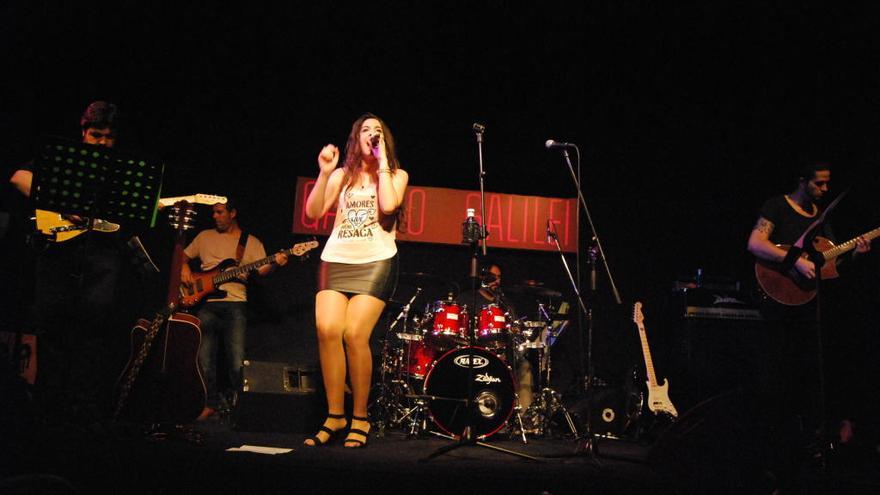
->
[[504, 283, 562, 298]]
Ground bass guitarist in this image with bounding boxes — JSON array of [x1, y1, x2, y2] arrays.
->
[[746, 159, 870, 490], [180, 198, 288, 421]]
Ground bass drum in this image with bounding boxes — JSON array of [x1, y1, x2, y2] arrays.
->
[[423, 347, 515, 439]]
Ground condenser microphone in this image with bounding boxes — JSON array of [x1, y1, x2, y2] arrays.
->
[[472, 123, 486, 133], [545, 139, 576, 149]]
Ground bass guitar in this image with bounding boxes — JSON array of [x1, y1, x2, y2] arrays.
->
[[35, 209, 120, 243], [755, 226, 880, 305], [632, 301, 678, 419], [114, 199, 208, 424], [179, 240, 318, 308]]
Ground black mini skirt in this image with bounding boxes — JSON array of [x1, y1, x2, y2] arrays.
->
[[317, 255, 398, 301]]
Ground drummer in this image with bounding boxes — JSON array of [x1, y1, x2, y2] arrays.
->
[[457, 263, 508, 310], [455, 262, 533, 408]]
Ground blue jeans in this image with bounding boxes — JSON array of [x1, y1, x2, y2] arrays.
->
[[197, 302, 247, 409]]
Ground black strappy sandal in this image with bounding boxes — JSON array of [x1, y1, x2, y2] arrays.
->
[[303, 413, 348, 447], [344, 415, 371, 449]]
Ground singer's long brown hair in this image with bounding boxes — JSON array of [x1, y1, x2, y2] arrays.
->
[[340, 113, 406, 228], [340, 113, 401, 190]]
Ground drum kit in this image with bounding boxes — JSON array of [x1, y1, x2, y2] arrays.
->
[[370, 272, 576, 442]]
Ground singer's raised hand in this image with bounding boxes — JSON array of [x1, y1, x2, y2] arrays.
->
[[318, 144, 339, 175]]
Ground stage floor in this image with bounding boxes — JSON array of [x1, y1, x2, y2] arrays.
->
[[5, 413, 880, 495]]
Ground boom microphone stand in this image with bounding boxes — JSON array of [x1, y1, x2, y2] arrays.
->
[[545, 141, 621, 459], [421, 124, 538, 462]]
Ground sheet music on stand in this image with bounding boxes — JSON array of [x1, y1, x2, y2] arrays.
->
[[30, 135, 164, 230]]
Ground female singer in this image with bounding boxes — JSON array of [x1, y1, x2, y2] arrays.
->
[[303, 113, 408, 447]]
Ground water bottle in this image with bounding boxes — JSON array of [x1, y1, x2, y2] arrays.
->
[[462, 208, 480, 244]]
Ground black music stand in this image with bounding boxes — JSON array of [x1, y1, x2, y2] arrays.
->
[[31, 135, 164, 231]]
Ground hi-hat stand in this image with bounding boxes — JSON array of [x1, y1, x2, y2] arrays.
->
[[519, 285, 578, 439], [421, 123, 539, 463]]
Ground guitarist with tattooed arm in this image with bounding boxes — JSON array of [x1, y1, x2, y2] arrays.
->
[[746, 160, 871, 491], [180, 198, 289, 421]]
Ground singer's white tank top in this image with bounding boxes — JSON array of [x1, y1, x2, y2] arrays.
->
[[320, 182, 398, 264]]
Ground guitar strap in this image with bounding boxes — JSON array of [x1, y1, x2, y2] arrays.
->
[[236, 232, 249, 265]]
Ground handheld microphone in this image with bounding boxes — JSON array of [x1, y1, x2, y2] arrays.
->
[[545, 139, 576, 149], [546, 219, 555, 243], [472, 123, 486, 133], [370, 134, 381, 149]]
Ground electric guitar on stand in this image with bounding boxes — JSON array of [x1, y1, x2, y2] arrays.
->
[[157, 193, 228, 209], [632, 301, 678, 419]]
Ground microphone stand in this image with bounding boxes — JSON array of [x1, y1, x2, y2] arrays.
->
[[422, 124, 538, 463], [549, 144, 621, 461]]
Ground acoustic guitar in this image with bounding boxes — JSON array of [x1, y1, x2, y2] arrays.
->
[[755, 226, 880, 305], [114, 199, 207, 424]]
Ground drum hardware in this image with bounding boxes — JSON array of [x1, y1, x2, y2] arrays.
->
[[515, 315, 577, 439], [371, 287, 429, 437]]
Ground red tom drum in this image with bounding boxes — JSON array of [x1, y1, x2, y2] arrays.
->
[[477, 304, 508, 349], [426, 300, 468, 346]]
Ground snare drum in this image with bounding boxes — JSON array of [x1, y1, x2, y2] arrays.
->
[[425, 300, 468, 345]]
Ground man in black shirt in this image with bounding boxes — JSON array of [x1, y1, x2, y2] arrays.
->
[[747, 160, 870, 488]]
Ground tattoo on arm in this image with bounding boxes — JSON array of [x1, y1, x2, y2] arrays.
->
[[753, 218, 773, 235]]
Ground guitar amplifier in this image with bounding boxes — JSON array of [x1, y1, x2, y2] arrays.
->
[[667, 286, 765, 412], [232, 360, 326, 433]]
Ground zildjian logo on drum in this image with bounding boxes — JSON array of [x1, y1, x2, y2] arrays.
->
[[475, 373, 501, 383]]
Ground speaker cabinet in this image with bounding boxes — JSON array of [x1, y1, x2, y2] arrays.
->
[[232, 360, 325, 433], [669, 315, 765, 413]]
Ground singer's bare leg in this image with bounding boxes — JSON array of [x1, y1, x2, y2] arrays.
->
[[343, 294, 385, 447], [304, 290, 349, 446]]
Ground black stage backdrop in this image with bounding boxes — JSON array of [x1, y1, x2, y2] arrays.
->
[[2, 2, 879, 428]]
